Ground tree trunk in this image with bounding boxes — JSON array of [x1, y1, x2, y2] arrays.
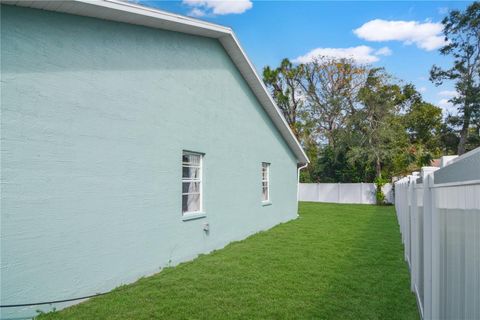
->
[[376, 156, 382, 180]]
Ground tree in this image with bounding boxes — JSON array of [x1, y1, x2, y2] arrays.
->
[[404, 101, 442, 148], [439, 115, 461, 154], [348, 68, 408, 180], [315, 144, 375, 183], [264, 57, 452, 184], [430, 2, 480, 154], [298, 57, 367, 147], [263, 59, 305, 136]]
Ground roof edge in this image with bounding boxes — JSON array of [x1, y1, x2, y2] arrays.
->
[[2, 0, 309, 164], [221, 33, 309, 163]]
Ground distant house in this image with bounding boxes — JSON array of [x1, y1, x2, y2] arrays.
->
[[0, 0, 308, 318], [430, 158, 441, 167]]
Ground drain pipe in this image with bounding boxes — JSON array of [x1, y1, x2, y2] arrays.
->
[[297, 163, 308, 201]]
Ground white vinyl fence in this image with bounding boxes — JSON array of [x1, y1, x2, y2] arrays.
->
[[395, 148, 480, 320], [298, 183, 393, 204]]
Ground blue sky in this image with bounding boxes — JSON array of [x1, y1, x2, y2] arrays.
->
[[138, 1, 472, 115]]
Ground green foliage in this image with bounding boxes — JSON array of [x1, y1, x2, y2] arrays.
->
[[349, 68, 409, 180], [440, 114, 480, 154], [403, 101, 442, 150], [430, 2, 480, 154], [375, 189, 385, 205], [313, 145, 375, 183], [374, 176, 389, 205], [263, 58, 304, 136], [264, 10, 480, 182], [297, 57, 367, 147], [39, 203, 418, 320]]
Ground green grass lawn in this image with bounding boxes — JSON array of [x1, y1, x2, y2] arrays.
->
[[40, 202, 418, 320]]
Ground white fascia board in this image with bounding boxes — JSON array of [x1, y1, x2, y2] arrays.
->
[[220, 33, 309, 164], [3, 0, 232, 37], [2, 0, 309, 164]]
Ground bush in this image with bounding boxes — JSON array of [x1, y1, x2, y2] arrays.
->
[[374, 177, 389, 205]]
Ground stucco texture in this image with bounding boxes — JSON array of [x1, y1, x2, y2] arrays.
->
[[0, 5, 299, 319]]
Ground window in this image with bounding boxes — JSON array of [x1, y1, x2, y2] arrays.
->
[[182, 151, 203, 214], [261, 162, 270, 202]]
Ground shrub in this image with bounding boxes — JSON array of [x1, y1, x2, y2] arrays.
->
[[374, 177, 389, 205]]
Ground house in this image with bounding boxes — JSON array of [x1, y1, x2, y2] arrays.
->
[[0, 1, 308, 318]]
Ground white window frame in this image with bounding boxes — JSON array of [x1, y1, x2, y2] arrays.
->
[[262, 162, 270, 203], [182, 151, 203, 215]]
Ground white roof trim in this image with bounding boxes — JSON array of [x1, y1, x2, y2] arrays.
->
[[3, 0, 309, 164]]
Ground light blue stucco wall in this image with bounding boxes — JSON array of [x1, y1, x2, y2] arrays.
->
[[0, 5, 299, 319]]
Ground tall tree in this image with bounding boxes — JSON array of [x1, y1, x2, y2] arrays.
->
[[263, 59, 305, 136], [298, 57, 367, 147], [404, 100, 442, 150], [264, 56, 454, 184], [439, 115, 462, 154], [348, 68, 408, 180], [430, 2, 480, 154]]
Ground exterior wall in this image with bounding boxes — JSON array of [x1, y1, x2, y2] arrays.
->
[[0, 6, 299, 319]]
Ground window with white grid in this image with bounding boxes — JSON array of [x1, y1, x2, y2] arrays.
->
[[262, 162, 270, 202], [182, 151, 203, 214]]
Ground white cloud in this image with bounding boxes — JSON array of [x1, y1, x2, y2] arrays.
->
[[293, 45, 391, 64], [438, 99, 451, 108], [437, 98, 458, 113], [375, 46, 392, 56], [419, 86, 427, 93], [188, 8, 206, 17], [438, 7, 449, 15], [438, 90, 458, 97], [353, 19, 446, 51], [437, 90, 459, 113], [182, 0, 252, 16]]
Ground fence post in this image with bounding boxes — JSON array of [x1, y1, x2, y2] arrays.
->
[[410, 175, 418, 293], [430, 172, 440, 320], [407, 172, 419, 273], [406, 175, 412, 267], [421, 167, 438, 320]]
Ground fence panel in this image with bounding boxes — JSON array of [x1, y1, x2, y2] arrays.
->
[[318, 184, 340, 203], [339, 183, 361, 203], [298, 183, 390, 204], [395, 148, 480, 320], [298, 183, 319, 202], [382, 183, 394, 203]]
